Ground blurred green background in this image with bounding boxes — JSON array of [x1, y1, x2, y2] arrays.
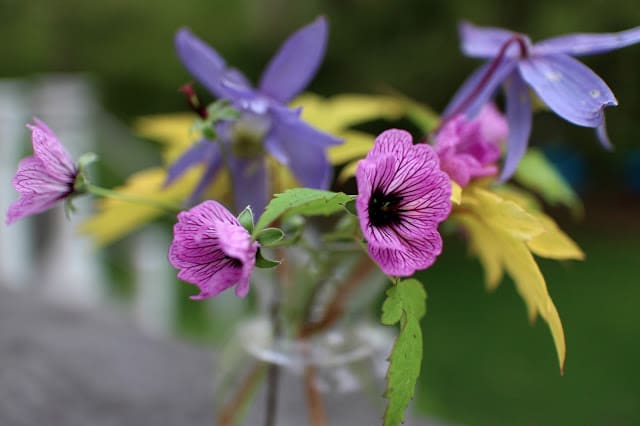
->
[[2, 0, 640, 425]]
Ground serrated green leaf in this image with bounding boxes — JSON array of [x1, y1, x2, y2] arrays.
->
[[514, 148, 583, 217], [253, 189, 354, 236], [381, 279, 427, 426]]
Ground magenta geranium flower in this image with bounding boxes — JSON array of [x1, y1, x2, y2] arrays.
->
[[434, 104, 505, 186], [355, 129, 452, 277], [168, 200, 259, 299], [6, 119, 79, 225]]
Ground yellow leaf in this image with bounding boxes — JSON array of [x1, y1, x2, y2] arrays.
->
[[134, 114, 197, 163], [80, 167, 202, 245], [450, 181, 462, 205], [499, 233, 566, 372], [527, 212, 585, 260], [337, 159, 360, 183], [292, 93, 405, 133], [327, 130, 374, 164], [455, 213, 504, 289], [463, 186, 544, 241]]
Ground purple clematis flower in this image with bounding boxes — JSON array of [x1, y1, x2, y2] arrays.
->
[[434, 104, 505, 186], [168, 200, 259, 299], [170, 16, 341, 214], [355, 129, 451, 277], [444, 21, 640, 180], [6, 119, 79, 225]]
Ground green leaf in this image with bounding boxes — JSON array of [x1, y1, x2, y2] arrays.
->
[[381, 279, 427, 426], [514, 148, 583, 217], [237, 206, 254, 234], [254, 249, 280, 269], [256, 227, 285, 246], [253, 188, 354, 236]]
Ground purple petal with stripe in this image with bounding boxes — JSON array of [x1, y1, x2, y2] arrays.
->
[[266, 107, 341, 191], [443, 59, 517, 119], [533, 26, 640, 56], [175, 28, 252, 100], [168, 200, 258, 299], [518, 53, 617, 128], [459, 20, 517, 58], [499, 72, 532, 181], [228, 157, 269, 215], [165, 139, 218, 187], [259, 16, 328, 103]]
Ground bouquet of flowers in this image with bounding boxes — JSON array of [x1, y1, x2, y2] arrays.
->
[[7, 15, 640, 426]]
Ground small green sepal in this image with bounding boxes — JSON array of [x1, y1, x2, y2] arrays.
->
[[256, 227, 285, 247], [343, 198, 357, 216], [255, 248, 280, 269], [237, 206, 255, 234]]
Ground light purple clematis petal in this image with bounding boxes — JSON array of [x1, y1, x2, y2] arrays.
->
[[518, 53, 617, 128], [500, 72, 532, 181], [259, 16, 328, 103], [227, 157, 269, 215], [168, 200, 259, 299], [534, 26, 640, 56], [443, 59, 518, 119], [266, 106, 341, 190], [355, 129, 451, 277], [6, 120, 78, 225], [175, 28, 252, 100], [596, 121, 614, 150], [459, 20, 519, 58], [165, 139, 219, 187]]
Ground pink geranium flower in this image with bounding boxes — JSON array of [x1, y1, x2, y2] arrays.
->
[[355, 129, 452, 277], [6, 119, 78, 225], [434, 104, 506, 186], [168, 200, 259, 299]]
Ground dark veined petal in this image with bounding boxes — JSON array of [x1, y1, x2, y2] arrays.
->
[[265, 107, 341, 191], [499, 72, 532, 181], [175, 28, 252, 100], [533, 26, 640, 56], [518, 53, 618, 127], [168, 200, 258, 299], [28, 120, 76, 180], [258, 16, 328, 103], [459, 20, 517, 58], [443, 59, 518, 119], [227, 157, 269, 215], [165, 139, 218, 187], [368, 229, 443, 277]]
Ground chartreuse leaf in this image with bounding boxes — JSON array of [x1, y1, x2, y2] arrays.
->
[[514, 148, 583, 217], [253, 188, 354, 236], [453, 183, 583, 372], [79, 167, 202, 245], [381, 279, 427, 426]]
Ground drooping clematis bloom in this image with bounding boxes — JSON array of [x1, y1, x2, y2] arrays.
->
[[170, 16, 341, 214], [355, 129, 452, 277], [434, 104, 505, 186], [6, 119, 79, 225], [444, 21, 640, 180], [168, 200, 259, 299]]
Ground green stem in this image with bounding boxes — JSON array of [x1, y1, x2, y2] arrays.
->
[[85, 183, 182, 214]]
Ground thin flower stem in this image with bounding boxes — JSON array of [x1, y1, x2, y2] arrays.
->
[[217, 362, 266, 426], [298, 254, 375, 339], [303, 363, 327, 426], [85, 183, 182, 213]]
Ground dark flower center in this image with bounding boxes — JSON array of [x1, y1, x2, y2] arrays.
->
[[368, 188, 403, 227]]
